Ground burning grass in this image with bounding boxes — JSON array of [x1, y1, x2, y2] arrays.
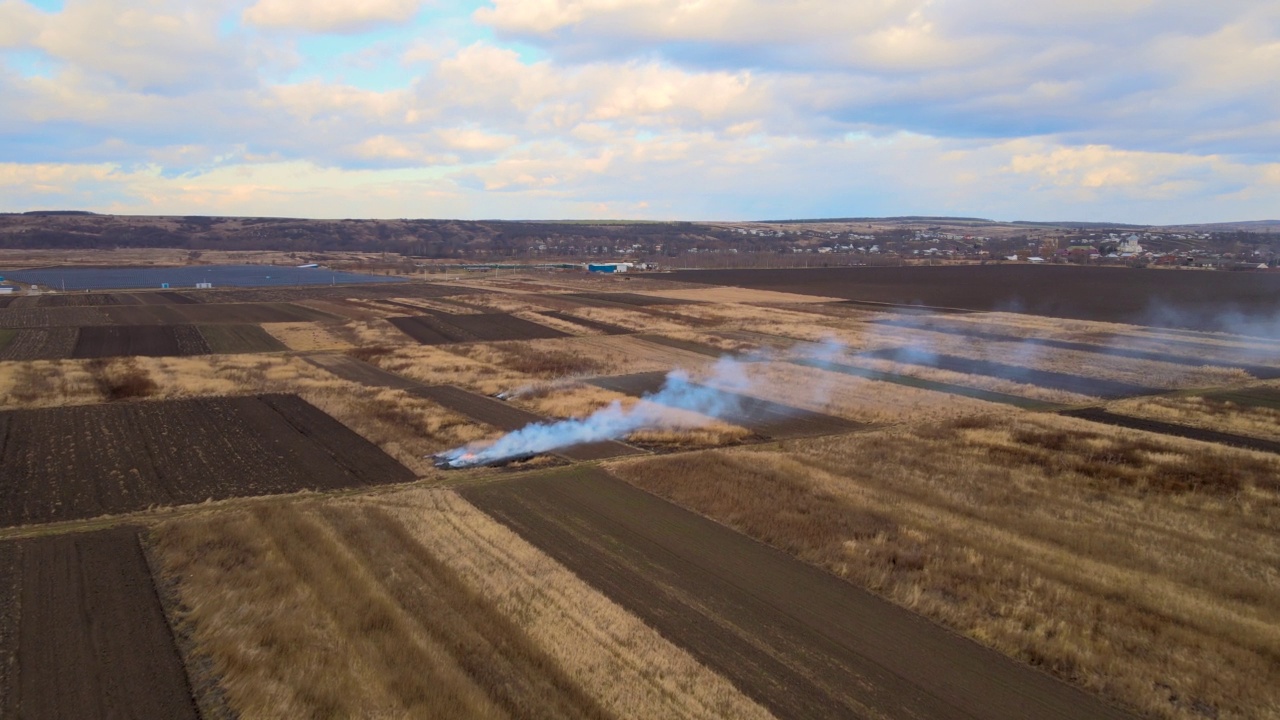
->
[[607, 414, 1280, 720], [149, 490, 774, 720]]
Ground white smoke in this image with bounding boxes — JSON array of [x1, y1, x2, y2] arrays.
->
[[439, 354, 774, 467]]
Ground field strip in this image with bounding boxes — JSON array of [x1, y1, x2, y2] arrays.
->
[[856, 346, 1158, 398], [0, 527, 198, 719], [1203, 386, 1280, 410], [537, 310, 632, 335], [0, 394, 417, 528], [588, 371, 868, 439], [1060, 407, 1280, 455], [632, 333, 725, 357], [876, 318, 1280, 378], [459, 467, 1136, 720], [302, 353, 644, 461], [788, 357, 1066, 410]]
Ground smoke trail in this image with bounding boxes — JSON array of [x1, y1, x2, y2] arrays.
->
[[438, 355, 764, 467]]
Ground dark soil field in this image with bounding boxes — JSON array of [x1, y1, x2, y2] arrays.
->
[[388, 314, 476, 344], [72, 325, 210, 358], [537, 311, 631, 335], [434, 312, 570, 341], [877, 318, 1280, 379], [0, 527, 198, 719], [0, 394, 415, 527], [461, 467, 1134, 720], [858, 347, 1157, 398], [0, 327, 79, 360], [105, 302, 333, 325], [1060, 407, 1280, 454], [197, 324, 287, 354], [664, 266, 1280, 331], [0, 296, 13, 309], [391, 311, 570, 344], [0, 306, 111, 328], [0, 328, 13, 353], [589, 371, 866, 438]]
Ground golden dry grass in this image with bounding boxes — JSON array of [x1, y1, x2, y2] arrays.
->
[[564, 306, 692, 334], [150, 490, 775, 720], [260, 322, 353, 351], [607, 414, 1280, 720]]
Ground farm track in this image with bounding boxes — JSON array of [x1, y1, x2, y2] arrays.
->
[[0, 527, 198, 719], [664, 265, 1280, 331], [876, 318, 1280, 379], [588, 371, 867, 439], [858, 346, 1158, 398], [1060, 407, 1280, 454], [0, 394, 416, 527], [461, 467, 1136, 720]]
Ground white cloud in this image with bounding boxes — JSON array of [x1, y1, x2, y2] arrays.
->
[[243, 0, 426, 33], [0, 0, 43, 48]]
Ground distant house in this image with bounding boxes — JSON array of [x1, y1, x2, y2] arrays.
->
[[0, 286, 13, 294]]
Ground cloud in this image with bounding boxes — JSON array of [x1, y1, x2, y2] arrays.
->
[[243, 0, 426, 33], [0, 0, 1276, 222]]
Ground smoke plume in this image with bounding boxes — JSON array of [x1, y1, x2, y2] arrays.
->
[[438, 354, 778, 467]]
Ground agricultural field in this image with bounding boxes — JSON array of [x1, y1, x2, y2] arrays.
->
[[2, 264, 1279, 720], [0, 393, 414, 526], [0, 527, 198, 719]]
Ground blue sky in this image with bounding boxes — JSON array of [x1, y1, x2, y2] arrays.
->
[[0, 0, 1277, 223]]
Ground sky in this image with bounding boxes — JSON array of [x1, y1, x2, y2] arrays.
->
[[0, 0, 1277, 223]]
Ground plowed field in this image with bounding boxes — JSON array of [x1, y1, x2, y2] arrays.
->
[[0, 527, 198, 719], [72, 324, 210, 358], [665, 265, 1280, 331], [0, 327, 79, 360], [461, 467, 1134, 720], [0, 394, 415, 527], [390, 312, 570, 344], [197, 324, 287, 353]]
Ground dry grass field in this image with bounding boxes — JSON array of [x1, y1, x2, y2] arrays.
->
[[607, 415, 1280, 720], [149, 490, 774, 720], [6, 266, 1280, 720]]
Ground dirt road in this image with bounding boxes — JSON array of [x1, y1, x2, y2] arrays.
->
[[462, 467, 1136, 720]]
